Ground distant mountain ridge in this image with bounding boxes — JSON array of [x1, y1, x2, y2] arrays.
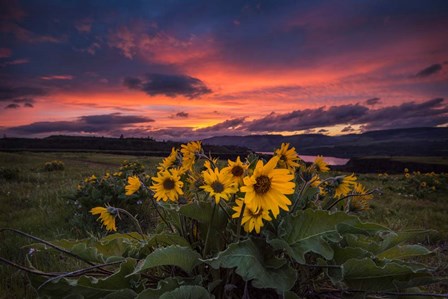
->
[[203, 127, 448, 157]]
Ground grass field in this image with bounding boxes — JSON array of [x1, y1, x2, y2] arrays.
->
[[0, 152, 447, 297]]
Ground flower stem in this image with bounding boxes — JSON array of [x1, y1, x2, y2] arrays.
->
[[203, 202, 217, 257], [291, 181, 310, 213], [116, 208, 146, 240], [149, 198, 175, 233], [236, 202, 246, 241]]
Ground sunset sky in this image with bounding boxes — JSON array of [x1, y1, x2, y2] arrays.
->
[[1, 0, 447, 140]]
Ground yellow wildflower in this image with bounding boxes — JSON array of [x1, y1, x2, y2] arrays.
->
[[232, 199, 272, 234], [157, 147, 178, 171], [201, 167, 238, 204], [333, 174, 357, 198], [125, 176, 141, 196], [313, 156, 330, 172], [150, 169, 184, 202], [275, 143, 301, 171], [90, 206, 117, 231], [350, 183, 373, 211], [222, 156, 248, 185], [180, 141, 202, 171], [241, 156, 295, 217]]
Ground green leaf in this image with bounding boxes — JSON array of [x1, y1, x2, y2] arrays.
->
[[136, 276, 203, 299], [375, 230, 435, 254], [30, 259, 138, 298], [27, 233, 142, 263], [204, 239, 297, 292], [159, 286, 211, 299], [268, 210, 387, 264], [377, 245, 432, 260], [341, 258, 433, 291], [130, 246, 201, 275], [178, 201, 227, 229], [103, 289, 138, 299]]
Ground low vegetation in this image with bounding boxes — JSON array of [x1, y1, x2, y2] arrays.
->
[[0, 150, 447, 298]]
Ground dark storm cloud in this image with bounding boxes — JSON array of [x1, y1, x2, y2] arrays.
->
[[175, 112, 189, 118], [0, 86, 46, 101], [365, 97, 381, 106], [4, 103, 20, 109], [415, 64, 443, 78], [238, 98, 447, 134], [196, 117, 246, 132], [13, 98, 35, 104], [78, 113, 152, 125], [341, 125, 355, 133], [358, 98, 448, 130], [124, 73, 212, 99], [7, 113, 154, 135], [243, 104, 369, 132]]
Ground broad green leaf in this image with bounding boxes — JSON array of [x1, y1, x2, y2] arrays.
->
[[136, 276, 203, 299], [30, 259, 138, 298], [268, 210, 387, 263], [159, 285, 211, 299], [178, 201, 227, 229], [377, 245, 432, 260], [341, 258, 433, 291], [27, 234, 142, 263], [283, 291, 301, 299], [103, 289, 138, 298], [375, 230, 435, 253], [204, 239, 297, 292], [130, 245, 201, 275]]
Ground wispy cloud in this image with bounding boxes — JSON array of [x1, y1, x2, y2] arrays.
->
[[123, 73, 212, 99]]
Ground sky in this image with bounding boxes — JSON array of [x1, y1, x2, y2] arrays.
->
[[0, 0, 447, 140]]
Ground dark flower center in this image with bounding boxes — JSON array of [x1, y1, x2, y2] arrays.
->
[[163, 178, 175, 190], [231, 165, 244, 177], [254, 175, 271, 194], [211, 181, 224, 193]]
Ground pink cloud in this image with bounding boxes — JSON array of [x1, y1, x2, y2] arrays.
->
[[108, 23, 215, 64], [40, 75, 74, 80], [75, 18, 93, 33], [0, 58, 29, 67], [0, 48, 12, 58]]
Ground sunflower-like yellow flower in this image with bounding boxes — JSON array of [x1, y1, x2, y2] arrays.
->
[[275, 143, 301, 171], [232, 199, 272, 234], [222, 156, 248, 185], [201, 167, 238, 204], [125, 176, 141, 196], [181, 141, 202, 171], [313, 156, 330, 172], [84, 175, 97, 183], [241, 156, 295, 217], [90, 206, 117, 231], [150, 169, 184, 202], [333, 174, 357, 198], [350, 183, 373, 211], [157, 147, 178, 171]]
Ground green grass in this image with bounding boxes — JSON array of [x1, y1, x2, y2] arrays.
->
[[0, 152, 160, 298], [1, 152, 447, 297]]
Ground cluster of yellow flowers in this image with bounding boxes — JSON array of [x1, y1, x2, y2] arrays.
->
[[91, 141, 370, 233]]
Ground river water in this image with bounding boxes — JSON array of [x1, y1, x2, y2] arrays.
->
[[257, 152, 349, 166]]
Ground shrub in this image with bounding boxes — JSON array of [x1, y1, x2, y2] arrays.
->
[[43, 160, 65, 171], [6, 143, 444, 298], [0, 167, 20, 180]]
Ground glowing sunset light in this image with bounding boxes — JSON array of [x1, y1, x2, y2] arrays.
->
[[0, 0, 447, 140]]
